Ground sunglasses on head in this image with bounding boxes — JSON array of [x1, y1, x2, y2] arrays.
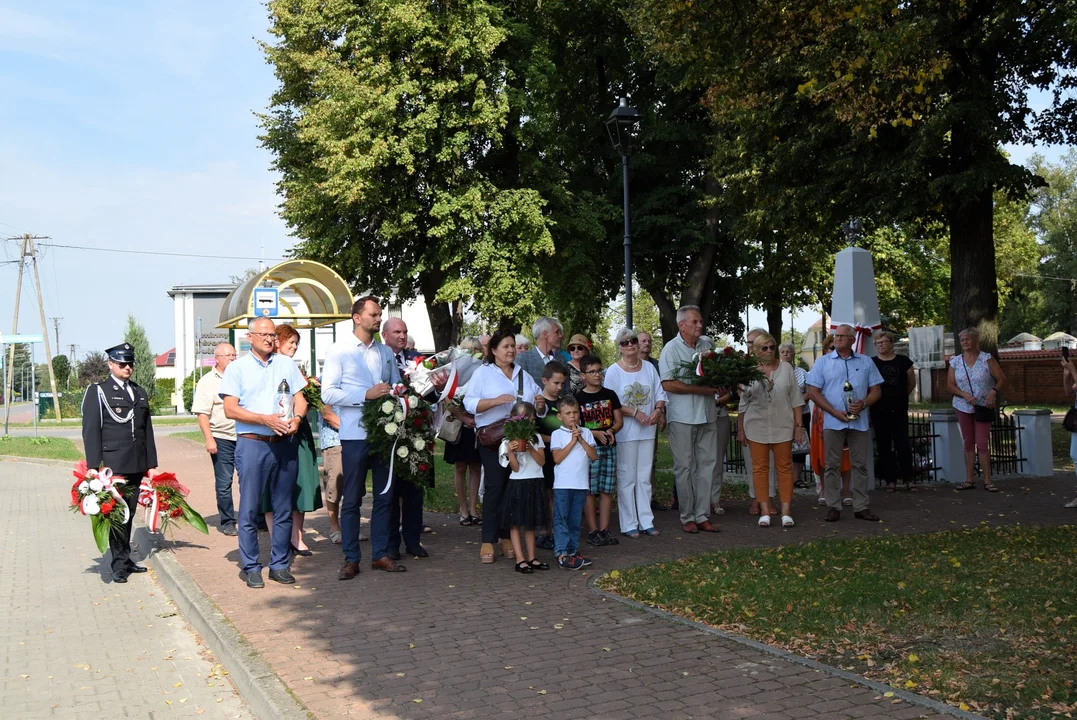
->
[[568, 345, 587, 352], [619, 337, 639, 347]]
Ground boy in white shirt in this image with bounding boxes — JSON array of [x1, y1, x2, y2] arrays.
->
[[550, 397, 598, 570]]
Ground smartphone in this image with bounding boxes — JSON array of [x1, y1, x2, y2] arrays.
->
[[1064, 346, 1071, 360]]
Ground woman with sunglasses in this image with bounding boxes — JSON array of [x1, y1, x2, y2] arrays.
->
[[736, 331, 805, 527], [603, 328, 667, 537], [565, 334, 592, 395]]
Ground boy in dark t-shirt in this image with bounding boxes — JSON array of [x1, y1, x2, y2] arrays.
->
[[535, 362, 568, 550], [575, 354, 623, 546]]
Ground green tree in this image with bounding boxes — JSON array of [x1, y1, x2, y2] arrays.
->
[[626, 0, 1077, 352], [76, 351, 109, 388], [4, 343, 31, 398], [1028, 151, 1077, 335], [124, 315, 156, 400], [51, 355, 71, 388]]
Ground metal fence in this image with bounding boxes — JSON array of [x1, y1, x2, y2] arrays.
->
[[974, 408, 1024, 477]]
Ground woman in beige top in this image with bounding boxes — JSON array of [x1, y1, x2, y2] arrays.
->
[[737, 331, 805, 528]]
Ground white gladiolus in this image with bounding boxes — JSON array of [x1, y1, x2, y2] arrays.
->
[[385, 422, 398, 435], [412, 438, 425, 450], [381, 401, 395, 414], [397, 446, 409, 458], [88, 478, 104, 493], [81, 495, 100, 515]]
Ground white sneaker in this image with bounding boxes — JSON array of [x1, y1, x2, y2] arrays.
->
[[758, 515, 771, 528]]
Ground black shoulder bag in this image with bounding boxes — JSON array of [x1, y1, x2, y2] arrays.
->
[[962, 360, 996, 423]]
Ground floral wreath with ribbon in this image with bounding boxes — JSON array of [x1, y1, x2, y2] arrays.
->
[[360, 383, 436, 491], [69, 461, 130, 553], [137, 471, 209, 536]]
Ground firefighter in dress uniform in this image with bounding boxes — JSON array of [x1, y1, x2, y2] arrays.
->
[[81, 343, 158, 583]]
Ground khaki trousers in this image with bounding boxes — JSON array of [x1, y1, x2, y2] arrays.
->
[[668, 421, 718, 525], [823, 428, 870, 511]]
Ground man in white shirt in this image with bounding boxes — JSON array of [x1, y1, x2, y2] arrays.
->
[[192, 343, 239, 536], [321, 297, 404, 579], [659, 305, 722, 534]]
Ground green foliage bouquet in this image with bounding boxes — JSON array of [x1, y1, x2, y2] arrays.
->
[[503, 415, 537, 444], [360, 385, 436, 484], [676, 346, 763, 390]]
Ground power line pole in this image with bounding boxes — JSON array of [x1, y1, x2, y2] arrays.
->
[[51, 317, 62, 353], [3, 236, 29, 434], [2, 235, 63, 428]]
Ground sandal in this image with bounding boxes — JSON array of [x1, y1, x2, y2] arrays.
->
[[758, 515, 771, 528], [470, 515, 482, 526], [842, 497, 853, 506], [480, 543, 494, 564], [528, 558, 550, 571], [642, 527, 660, 536], [514, 561, 534, 574], [500, 540, 516, 559], [459, 515, 473, 526], [781, 515, 795, 528], [329, 530, 342, 545], [749, 500, 760, 515], [623, 530, 641, 539], [955, 481, 977, 491], [885, 484, 896, 493], [983, 483, 999, 493]]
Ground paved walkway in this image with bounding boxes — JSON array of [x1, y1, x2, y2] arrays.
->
[[156, 435, 1077, 719], [0, 457, 252, 719]]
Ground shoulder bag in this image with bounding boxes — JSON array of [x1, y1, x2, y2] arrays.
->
[[437, 406, 466, 444], [477, 372, 525, 449], [1063, 407, 1077, 433], [962, 359, 997, 424]]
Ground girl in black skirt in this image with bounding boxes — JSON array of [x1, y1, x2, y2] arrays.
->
[[499, 402, 549, 573]]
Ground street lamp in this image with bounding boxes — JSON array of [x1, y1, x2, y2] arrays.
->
[[606, 97, 641, 328]]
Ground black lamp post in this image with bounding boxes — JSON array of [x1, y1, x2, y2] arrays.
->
[[606, 97, 641, 328]]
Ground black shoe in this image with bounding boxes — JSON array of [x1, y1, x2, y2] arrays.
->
[[388, 549, 401, 561], [220, 525, 238, 537], [112, 573, 129, 583], [406, 546, 429, 558], [587, 531, 603, 546], [599, 529, 619, 546], [825, 508, 841, 522], [124, 563, 148, 574], [268, 569, 295, 584], [241, 570, 264, 588], [289, 543, 313, 557]]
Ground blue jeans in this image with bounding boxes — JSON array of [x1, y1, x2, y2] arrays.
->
[[210, 437, 236, 528], [235, 437, 297, 574], [340, 440, 392, 564], [553, 488, 587, 557], [388, 480, 424, 553]]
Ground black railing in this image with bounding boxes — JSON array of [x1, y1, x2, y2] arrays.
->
[[725, 417, 816, 486], [974, 408, 1023, 476]]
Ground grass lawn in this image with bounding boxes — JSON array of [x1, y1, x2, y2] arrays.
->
[[0, 435, 83, 461], [8, 416, 198, 428], [173, 431, 751, 513], [598, 525, 1077, 719]]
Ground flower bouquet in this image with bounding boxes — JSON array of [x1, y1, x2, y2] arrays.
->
[[404, 347, 484, 401], [360, 385, 436, 485], [301, 376, 323, 412], [70, 461, 130, 553], [675, 345, 763, 390], [504, 415, 537, 444], [137, 471, 209, 536]]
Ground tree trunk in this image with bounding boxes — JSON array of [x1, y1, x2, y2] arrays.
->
[[419, 268, 454, 351], [766, 300, 783, 344], [948, 187, 998, 354]]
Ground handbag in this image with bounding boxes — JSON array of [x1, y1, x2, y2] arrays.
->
[[1064, 407, 1077, 433], [477, 372, 525, 449], [962, 360, 997, 424], [437, 412, 464, 444]]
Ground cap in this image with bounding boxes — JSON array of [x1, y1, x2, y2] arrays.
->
[[567, 334, 592, 350], [106, 343, 136, 364]]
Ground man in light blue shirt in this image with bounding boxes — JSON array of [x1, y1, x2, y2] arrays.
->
[[320, 296, 403, 578], [219, 317, 308, 589], [806, 324, 883, 522]]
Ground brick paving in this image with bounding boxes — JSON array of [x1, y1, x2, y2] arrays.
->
[[156, 435, 1077, 719], [0, 457, 252, 719]]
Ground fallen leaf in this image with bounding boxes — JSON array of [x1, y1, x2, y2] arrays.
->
[[408, 643, 415, 649], [883, 691, 894, 698], [413, 698, 422, 703], [174, 682, 183, 688], [304, 676, 313, 681], [602, 648, 611, 652], [396, 673, 406, 677]]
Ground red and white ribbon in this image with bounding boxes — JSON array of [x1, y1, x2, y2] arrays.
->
[[696, 354, 705, 377], [830, 322, 882, 354], [138, 476, 161, 532], [438, 364, 459, 403], [98, 467, 130, 523], [382, 393, 411, 495]]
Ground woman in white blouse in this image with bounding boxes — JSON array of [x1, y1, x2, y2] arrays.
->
[[604, 327, 667, 537], [737, 331, 805, 528], [462, 330, 544, 564]]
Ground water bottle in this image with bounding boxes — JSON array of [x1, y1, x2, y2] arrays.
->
[[843, 380, 859, 421], [275, 379, 293, 421]]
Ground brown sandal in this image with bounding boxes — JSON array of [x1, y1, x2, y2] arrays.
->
[[500, 540, 516, 559], [480, 543, 494, 564]]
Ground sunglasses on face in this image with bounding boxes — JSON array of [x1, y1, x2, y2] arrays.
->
[[113, 362, 133, 369], [620, 337, 639, 347], [568, 345, 587, 352], [760, 344, 776, 351]]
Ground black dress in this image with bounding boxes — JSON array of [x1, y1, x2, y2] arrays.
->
[[870, 354, 916, 484], [499, 440, 549, 529], [444, 425, 482, 464]]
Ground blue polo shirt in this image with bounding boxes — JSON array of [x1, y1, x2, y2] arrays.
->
[[805, 350, 883, 432], [218, 352, 307, 436]]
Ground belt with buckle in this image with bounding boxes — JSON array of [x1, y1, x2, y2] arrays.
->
[[238, 433, 285, 443]]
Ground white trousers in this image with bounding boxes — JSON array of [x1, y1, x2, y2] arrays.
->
[[616, 438, 656, 533]]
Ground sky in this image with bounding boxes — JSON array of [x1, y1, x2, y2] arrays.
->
[[0, 2, 1071, 363]]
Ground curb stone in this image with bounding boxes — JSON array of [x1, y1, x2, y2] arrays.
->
[[588, 573, 989, 720], [137, 526, 314, 720], [0, 454, 81, 468]]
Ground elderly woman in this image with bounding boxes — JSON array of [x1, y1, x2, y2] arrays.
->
[[446, 336, 484, 526], [737, 331, 805, 527], [871, 330, 917, 492], [603, 327, 667, 537], [514, 334, 531, 353], [1063, 355, 1077, 508], [463, 330, 545, 563], [565, 334, 591, 394], [948, 327, 1008, 491], [779, 342, 811, 488], [264, 324, 322, 556]]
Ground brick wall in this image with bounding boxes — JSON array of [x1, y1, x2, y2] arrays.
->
[[930, 349, 1072, 405]]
